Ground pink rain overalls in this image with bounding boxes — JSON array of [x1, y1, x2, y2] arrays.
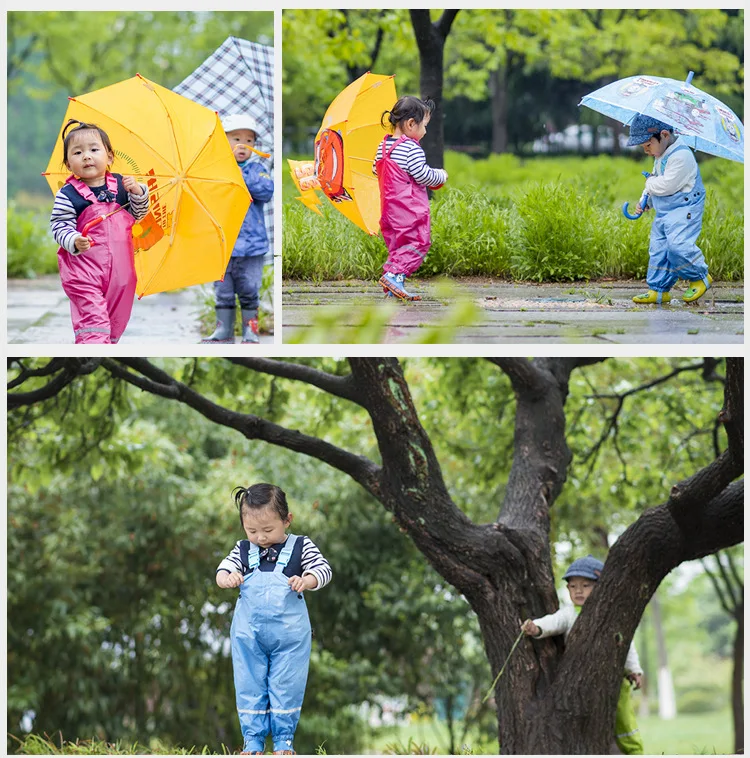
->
[[376, 135, 432, 277], [57, 174, 137, 344]]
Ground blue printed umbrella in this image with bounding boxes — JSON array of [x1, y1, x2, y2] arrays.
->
[[580, 72, 744, 164]]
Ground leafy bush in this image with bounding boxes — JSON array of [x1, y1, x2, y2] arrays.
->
[[282, 152, 744, 283], [676, 686, 727, 714], [7, 203, 58, 278]]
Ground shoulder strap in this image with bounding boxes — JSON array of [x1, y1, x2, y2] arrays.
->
[[383, 134, 408, 160], [66, 175, 96, 202], [239, 539, 260, 573], [276, 534, 298, 569]]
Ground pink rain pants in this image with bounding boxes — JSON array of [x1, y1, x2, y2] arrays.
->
[[376, 135, 431, 277], [57, 174, 137, 344]]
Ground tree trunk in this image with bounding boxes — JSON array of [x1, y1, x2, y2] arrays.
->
[[490, 67, 508, 154], [409, 11, 459, 169], [732, 608, 743, 753], [651, 591, 676, 719]]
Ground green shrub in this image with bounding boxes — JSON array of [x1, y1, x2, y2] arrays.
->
[[282, 152, 743, 282], [676, 686, 727, 714], [7, 203, 58, 278], [511, 182, 606, 281]]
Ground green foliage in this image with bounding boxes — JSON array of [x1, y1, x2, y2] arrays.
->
[[7, 202, 58, 278], [8, 11, 273, 197], [284, 153, 743, 283]]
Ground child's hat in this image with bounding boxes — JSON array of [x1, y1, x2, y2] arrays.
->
[[563, 554, 604, 581], [626, 114, 674, 146], [221, 113, 261, 138]]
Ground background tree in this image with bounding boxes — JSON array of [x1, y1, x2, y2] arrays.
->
[[8, 357, 742, 754], [7, 11, 273, 197]]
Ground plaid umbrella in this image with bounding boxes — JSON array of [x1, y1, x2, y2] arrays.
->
[[174, 36, 275, 253]]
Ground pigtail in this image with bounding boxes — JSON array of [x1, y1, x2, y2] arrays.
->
[[62, 118, 86, 141], [381, 109, 394, 131]]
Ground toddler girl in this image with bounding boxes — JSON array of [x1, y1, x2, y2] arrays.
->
[[49, 119, 150, 343], [373, 96, 447, 301], [216, 483, 332, 755]]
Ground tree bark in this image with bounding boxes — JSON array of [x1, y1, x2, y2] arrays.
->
[[409, 10, 459, 169], [732, 608, 743, 753], [490, 67, 508, 154]]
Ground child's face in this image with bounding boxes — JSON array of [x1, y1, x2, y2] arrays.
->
[[403, 113, 430, 142], [642, 131, 671, 158], [241, 506, 292, 548], [227, 128, 257, 163], [65, 129, 113, 185], [566, 576, 596, 606]]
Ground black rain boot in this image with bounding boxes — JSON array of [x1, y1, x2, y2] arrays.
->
[[241, 308, 260, 344], [201, 307, 235, 343]]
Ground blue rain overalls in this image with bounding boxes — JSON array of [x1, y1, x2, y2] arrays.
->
[[646, 145, 709, 293], [231, 534, 312, 753]]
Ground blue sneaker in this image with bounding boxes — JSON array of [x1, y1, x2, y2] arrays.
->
[[379, 272, 421, 301]]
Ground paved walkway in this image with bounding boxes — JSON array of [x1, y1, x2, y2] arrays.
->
[[8, 276, 274, 345], [283, 278, 744, 344]]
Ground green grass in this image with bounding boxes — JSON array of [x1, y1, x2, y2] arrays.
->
[[282, 151, 744, 283], [364, 708, 734, 755], [11, 709, 733, 755], [639, 708, 733, 755]]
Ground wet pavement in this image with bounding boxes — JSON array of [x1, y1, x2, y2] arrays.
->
[[8, 276, 274, 345], [282, 278, 744, 344]]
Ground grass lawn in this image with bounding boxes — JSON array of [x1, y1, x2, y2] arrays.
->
[[364, 709, 733, 755], [639, 708, 732, 755]]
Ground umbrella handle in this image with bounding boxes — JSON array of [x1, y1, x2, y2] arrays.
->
[[234, 143, 271, 159], [622, 193, 650, 220], [81, 215, 105, 242]]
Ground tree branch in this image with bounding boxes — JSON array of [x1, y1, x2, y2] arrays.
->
[[7, 358, 102, 409], [435, 10, 460, 40], [102, 358, 382, 496], [225, 358, 363, 405]]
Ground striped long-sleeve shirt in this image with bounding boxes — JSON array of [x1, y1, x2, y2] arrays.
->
[[217, 536, 332, 591], [50, 175, 150, 254], [373, 135, 447, 187]]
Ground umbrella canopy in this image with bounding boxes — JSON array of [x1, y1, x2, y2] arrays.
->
[[580, 72, 743, 163], [174, 37, 274, 250], [313, 72, 397, 235], [44, 74, 250, 297]]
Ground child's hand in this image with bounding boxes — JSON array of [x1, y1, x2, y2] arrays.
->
[[217, 571, 244, 589], [122, 175, 143, 195], [626, 672, 643, 690], [288, 574, 317, 592], [521, 619, 540, 637], [75, 235, 92, 252], [635, 202, 650, 215]]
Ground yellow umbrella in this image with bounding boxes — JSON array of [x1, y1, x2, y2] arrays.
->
[[44, 74, 250, 297], [289, 72, 396, 235]]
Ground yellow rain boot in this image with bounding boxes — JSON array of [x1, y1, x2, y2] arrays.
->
[[632, 290, 671, 304], [683, 275, 713, 303]]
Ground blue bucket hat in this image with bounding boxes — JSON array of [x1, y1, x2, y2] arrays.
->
[[563, 555, 604, 582], [627, 114, 674, 146]]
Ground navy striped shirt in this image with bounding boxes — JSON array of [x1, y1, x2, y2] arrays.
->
[[217, 535, 332, 590], [50, 173, 150, 254], [373, 136, 447, 187]]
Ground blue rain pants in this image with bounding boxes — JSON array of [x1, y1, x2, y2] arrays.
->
[[647, 145, 709, 293], [230, 535, 312, 753]]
